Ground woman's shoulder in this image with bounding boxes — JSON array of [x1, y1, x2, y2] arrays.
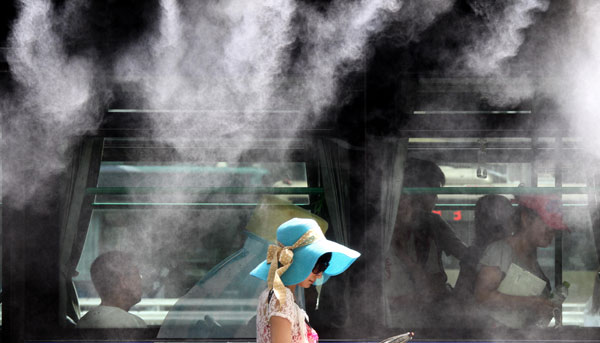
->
[[482, 239, 512, 256], [265, 288, 298, 324], [261, 288, 296, 309], [278, 288, 296, 306], [478, 239, 514, 272]]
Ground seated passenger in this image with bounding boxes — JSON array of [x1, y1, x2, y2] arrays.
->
[[77, 251, 146, 328], [384, 158, 467, 328], [474, 195, 568, 328], [455, 194, 515, 301]]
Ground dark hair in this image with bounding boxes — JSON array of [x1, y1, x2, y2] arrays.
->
[[313, 252, 332, 273], [513, 205, 540, 233], [403, 158, 445, 188], [90, 251, 136, 300], [317, 252, 332, 263], [474, 195, 514, 247], [268, 252, 333, 305]]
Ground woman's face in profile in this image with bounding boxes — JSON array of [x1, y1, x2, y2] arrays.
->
[[121, 265, 143, 305], [527, 213, 555, 247], [298, 271, 323, 288]]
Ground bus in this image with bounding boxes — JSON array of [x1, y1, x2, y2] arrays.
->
[[2, 0, 600, 342]]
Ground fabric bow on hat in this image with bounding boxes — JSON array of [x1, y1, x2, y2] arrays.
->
[[266, 228, 323, 306]]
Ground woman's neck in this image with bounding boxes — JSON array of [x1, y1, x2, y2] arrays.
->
[[509, 234, 537, 260]]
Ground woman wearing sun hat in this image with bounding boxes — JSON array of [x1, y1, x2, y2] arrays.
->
[[474, 194, 569, 328], [250, 218, 360, 343]]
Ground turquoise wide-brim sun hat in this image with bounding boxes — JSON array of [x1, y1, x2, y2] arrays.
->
[[250, 218, 360, 286]]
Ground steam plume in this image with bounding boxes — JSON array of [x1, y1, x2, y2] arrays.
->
[[555, 1, 600, 157], [460, 0, 550, 106], [463, 0, 550, 76], [115, 0, 411, 140], [5, 0, 103, 207], [289, 0, 402, 115]]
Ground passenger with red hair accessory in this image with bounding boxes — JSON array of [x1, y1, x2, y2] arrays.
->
[[474, 194, 569, 328]]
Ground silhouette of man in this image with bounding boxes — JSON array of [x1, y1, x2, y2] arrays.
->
[[385, 158, 467, 328], [77, 251, 146, 328]]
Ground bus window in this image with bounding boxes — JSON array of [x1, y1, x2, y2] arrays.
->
[[380, 136, 598, 331], [70, 137, 323, 332]]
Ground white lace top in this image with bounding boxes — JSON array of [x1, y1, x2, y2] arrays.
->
[[256, 288, 318, 343]]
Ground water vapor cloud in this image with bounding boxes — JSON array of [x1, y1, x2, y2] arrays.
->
[[458, 0, 550, 106], [115, 0, 414, 139], [5, 0, 426, 208], [463, 0, 550, 76], [554, 1, 600, 158], [5, 0, 103, 207], [3, 0, 523, 207]]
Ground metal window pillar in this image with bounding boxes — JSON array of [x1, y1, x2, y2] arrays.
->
[[554, 136, 564, 325]]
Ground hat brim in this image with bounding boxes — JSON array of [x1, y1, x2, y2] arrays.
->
[[250, 239, 360, 286]]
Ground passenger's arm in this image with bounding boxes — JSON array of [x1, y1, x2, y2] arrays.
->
[[270, 316, 292, 343], [474, 265, 554, 318], [435, 219, 467, 260], [389, 227, 448, 301]]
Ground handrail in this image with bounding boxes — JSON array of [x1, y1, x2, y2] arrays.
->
[[87, 186, 589, 195], [402, 187, 588, 194], [79, 298, 257, 307], [86, 187, 324, 195]]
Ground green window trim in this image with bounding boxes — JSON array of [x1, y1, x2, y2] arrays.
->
[[402, 186, 589, 194], [86, 186, 324, 195]]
